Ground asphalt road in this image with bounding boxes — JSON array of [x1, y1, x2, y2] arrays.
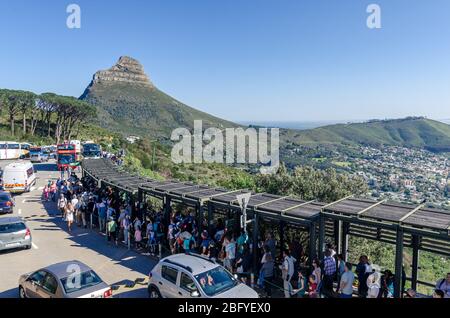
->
[[0, 160, 157, 298]]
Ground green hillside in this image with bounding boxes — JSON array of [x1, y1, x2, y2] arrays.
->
[[281, 117, 450, 152], [81, 82, 238, 140]]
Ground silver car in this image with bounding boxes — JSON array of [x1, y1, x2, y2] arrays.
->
[[18, 260, 112, 298], [0, 217, 31, 251]]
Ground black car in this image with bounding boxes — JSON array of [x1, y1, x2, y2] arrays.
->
[[0, 191, 15, 214]]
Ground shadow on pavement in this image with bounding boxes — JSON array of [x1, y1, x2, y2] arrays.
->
[[32, 199, 156, 279], [0, 287, 18, 298], [33, 163, 58, 172]]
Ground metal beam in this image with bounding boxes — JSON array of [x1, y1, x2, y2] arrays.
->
[[309, 224, 317, 266], [356, 199, 388, 216], [182, 187, 220, 197], [252, 213, 259, 277], [253, 196, 290, 209], [399, 204, 425, 223], [321, 195, 354, 211], [318, 214, 325, 259], [394, 228, 404, 298], [281, 200, 316, 215], [411, 235, 420, 291]]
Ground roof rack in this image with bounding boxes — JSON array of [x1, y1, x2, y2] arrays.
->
[[162, 259, 193, 273], [187, 252, 217, 265]]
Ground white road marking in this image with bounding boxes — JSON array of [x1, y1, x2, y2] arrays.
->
[[32, 243, 39, 250], [18, 209, 21, 215], [38, 186, 44, 190], [30, 187, 36, 191]]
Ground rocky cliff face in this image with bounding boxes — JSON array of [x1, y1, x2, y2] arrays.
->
[[80, 56, 238, 139], [90, 56, 154, 87]]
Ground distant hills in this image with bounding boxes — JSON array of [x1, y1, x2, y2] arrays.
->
[[80, 56, 238, 140], [79, 56, 450, 153], [281, 117, 450, 152]]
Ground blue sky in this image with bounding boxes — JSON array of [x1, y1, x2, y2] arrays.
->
[[0, 0, 449, 122]]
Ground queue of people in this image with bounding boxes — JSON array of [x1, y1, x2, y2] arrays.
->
[[47, 165, 449, 299]]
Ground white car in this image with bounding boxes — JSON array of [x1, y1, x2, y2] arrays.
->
[[148, 253, 259, 298]]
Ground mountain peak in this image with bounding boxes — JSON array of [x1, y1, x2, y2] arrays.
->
[[91, 56, 153, 87]]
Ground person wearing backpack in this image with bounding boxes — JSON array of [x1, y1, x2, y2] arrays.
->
[[435, 273, 450, 298]]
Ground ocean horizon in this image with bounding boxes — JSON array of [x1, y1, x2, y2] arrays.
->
[[239, 118, 450, 130]]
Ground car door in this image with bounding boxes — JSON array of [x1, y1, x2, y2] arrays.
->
[[178, 272, 200, 298], [160, 265, 180, 298], [24, 270, 47, 298], [37, 272, 59, 298]]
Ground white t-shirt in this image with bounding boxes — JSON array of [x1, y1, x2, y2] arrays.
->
[[225, 242, 236, 260], [71, 198, 79, 208]]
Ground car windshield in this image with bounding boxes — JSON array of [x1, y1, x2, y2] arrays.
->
[[60, 270, 102, 294], [58, 154, 75, 164], [0, 222, 26, 233], [194, 266, 238, 297]]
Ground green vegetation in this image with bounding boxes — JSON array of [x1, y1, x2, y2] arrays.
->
[[81, 81, 238, 140], [282, 117, 450, 152], [347, 237, 448, 295], [0, 89, 96, 144]]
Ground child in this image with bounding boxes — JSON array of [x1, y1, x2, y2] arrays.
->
[[135, 226, 142, 249], [43, 185, 49, 202], [308, 275, 318, 298], [50, 182, 57, 202]]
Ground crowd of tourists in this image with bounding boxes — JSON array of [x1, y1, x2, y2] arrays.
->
[[47, 165, 450, 299]]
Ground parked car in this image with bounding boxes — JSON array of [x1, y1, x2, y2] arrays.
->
[[18, 260, 113, 298], [0, 191, 15, 214], [0, 217, 31, 251], [2, 161, 36, 193], [30, 151, 49, 163], [147, 253, 259, 298]]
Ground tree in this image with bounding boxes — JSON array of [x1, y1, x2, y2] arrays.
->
[[0, 89, 37, 137], [256, 164, 368, 203], [19, 91, 36, 135]]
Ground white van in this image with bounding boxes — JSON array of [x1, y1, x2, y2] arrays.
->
[[2, 161, 37, 193]]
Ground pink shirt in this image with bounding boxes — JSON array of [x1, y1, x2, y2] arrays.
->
[[135, 230, 142, 242]]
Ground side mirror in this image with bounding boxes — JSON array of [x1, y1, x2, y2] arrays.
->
[[234, 274, 239, 280], [190, 291, 200, 298]]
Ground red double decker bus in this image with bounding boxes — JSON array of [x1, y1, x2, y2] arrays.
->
[[56, 143, 79, 171]]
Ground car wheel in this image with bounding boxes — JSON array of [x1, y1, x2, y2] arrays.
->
[[19, 286, 27, 298], [148, 286, 162, 299], [25, 245, 31, 250]]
